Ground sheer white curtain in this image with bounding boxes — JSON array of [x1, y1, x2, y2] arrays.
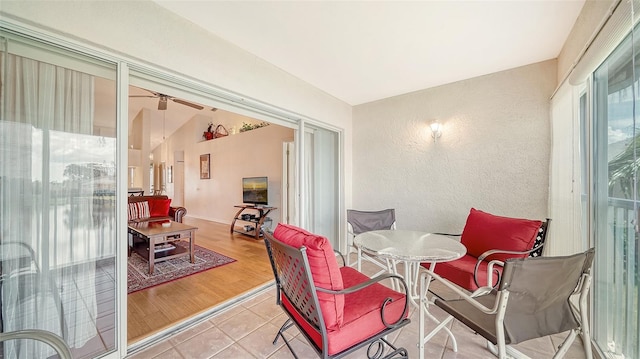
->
[[1, 53, 101, 357]]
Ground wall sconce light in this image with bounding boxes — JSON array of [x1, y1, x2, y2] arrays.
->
[[430, 122, 442, 142]]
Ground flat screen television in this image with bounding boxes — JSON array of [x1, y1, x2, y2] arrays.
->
[[242, 176, 268, 205]]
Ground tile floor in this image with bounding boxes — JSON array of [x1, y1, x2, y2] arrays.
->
[[127, 277, 591, 359]]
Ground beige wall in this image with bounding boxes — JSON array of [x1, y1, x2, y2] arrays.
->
[[353, 60, 556, 233], [0, 0, 354, 206], [186, 124, 293, 225], [150, 113, 293, 226]]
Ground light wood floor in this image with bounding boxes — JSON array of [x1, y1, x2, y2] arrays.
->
[[127, 218, 274, 344]]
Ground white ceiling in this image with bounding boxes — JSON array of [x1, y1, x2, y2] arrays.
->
[[154, 0, 585, 106]]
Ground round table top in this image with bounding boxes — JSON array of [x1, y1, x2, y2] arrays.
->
[[353, 229, 466, 263]]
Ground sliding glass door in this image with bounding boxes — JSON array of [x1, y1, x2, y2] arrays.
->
[[591, 26, 639, 359], [1, 34, 119, 358], [300, 123, 341, 246]]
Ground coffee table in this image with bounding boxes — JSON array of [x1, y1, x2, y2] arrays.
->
[[128, 221, 198, 274]]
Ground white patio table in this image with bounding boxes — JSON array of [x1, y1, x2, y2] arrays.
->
[[353, 229, 466, 359]]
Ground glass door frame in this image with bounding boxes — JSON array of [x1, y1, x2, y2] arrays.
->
[[0, 24, 128, 359], [295, 119, 344, 248], [588, 27, 640, 358], [1, 17, 346, 357]]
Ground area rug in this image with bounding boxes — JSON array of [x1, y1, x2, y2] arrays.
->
[[128, 242, 236, 294]]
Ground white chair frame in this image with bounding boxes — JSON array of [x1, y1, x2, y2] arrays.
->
[[419, 251, 594, 359]]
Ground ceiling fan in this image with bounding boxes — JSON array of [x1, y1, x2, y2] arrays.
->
[[129, 90, 204, 111]]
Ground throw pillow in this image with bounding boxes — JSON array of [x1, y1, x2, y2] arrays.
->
[[128, 201, 150, 221], [149, 198, 172, 217], [461, 208, 542, 262], [272, 223, 344, 331]]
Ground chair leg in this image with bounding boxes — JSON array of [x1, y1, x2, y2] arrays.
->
[[578, 279, 593, 359], [494, 307, 508, 359], [346, 247, 358, 268], [273, 318, 294, 344], [374, 337, 409, 359], [486, 342, 531, 359], [580, 321, 593, 359], [385, 259, 398, 290], [486, 329, 581, 359], [273, 319, 299, 359], [553, 329, 577, 359]]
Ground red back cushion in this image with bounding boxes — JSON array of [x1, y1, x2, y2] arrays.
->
[[273, 223, 344, 330], [149, 198, 172, 217], [461, 208, 542, 262]]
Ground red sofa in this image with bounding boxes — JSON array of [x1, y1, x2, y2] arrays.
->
[[127, 195, 186, 223]]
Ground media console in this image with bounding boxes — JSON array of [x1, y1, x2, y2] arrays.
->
[[230, 205, 276, 239]]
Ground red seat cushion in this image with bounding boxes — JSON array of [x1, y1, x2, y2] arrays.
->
[[461, 208, 541, 262], [429, 254, 503, 291], [149, 198, 172, 217], [273, 224, 344, 330], [428, 209, 541, 292], [283, 266, 407, 355]]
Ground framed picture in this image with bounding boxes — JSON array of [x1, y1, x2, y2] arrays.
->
[[200, 154, 210, 179]]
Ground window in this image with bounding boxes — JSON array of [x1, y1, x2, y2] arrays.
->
[[591, 27, 640, 358]]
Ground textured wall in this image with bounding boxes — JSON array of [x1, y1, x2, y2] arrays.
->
[[353, 60, 556, 233]]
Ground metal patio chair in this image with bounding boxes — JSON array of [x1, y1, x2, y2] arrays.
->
[[265, 223, 410, 359], [346, 209, 397, 276], [423, 248, 595, 359], [426, 208, 550, 292]]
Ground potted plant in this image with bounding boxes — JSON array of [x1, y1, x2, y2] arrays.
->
[[203, 123, 214, 140]]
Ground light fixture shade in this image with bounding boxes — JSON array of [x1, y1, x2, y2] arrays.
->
[[158, 96, 168, 110], [430, 122, 442, 142]]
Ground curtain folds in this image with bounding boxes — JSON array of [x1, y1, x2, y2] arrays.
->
[[5, 54, 94, 133], [1, 53, 101, 358]]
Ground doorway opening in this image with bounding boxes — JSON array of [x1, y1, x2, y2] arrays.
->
[[125, 83, 294, 344]]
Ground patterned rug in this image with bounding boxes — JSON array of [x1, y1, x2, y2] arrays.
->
[[128, 242, 236, 294]]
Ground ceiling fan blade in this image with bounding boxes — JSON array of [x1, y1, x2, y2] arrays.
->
[[129, 95, 157, 98], [172, 98, 204, 110]]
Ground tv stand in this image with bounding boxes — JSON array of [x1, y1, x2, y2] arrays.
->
[[230, 205, 276, 240]]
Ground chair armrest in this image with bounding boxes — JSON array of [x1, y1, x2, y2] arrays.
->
[[420, 269, 501, 314], [0, 329, 73, 359], [316, 272, 410, 328], [333, 249, 346, 267], [169, 206, 187, 223], [472, 243, 543, 288]]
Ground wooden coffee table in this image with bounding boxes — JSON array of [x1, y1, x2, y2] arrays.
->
[[128, 220, 198, 274]]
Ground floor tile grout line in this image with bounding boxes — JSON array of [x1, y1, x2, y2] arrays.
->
[[135, 263, 582, 359]]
